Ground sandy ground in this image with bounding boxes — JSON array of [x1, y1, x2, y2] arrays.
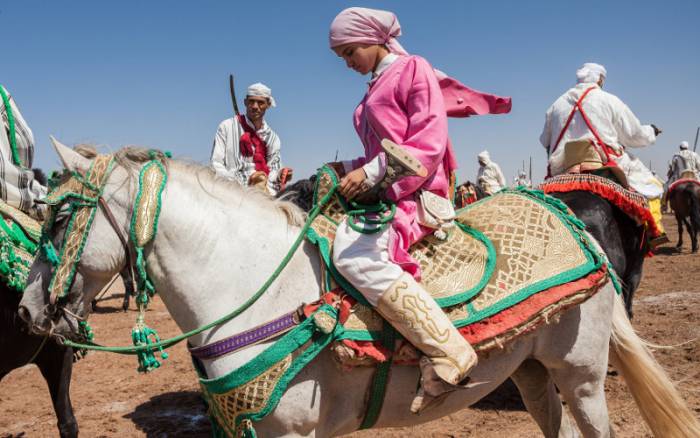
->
[[1, 214, 698, 437]]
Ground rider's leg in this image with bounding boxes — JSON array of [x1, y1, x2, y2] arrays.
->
[[332, 221, 477, 413]]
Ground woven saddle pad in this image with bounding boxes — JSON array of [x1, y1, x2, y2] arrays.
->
[[308, 166, 494, 307], [0, 199, 41, 292], [307, 167, 607, 350]]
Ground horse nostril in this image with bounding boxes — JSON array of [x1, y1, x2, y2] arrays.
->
[[17, 305, 32, 325]]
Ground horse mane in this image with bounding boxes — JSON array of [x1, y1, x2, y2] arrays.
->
[[107, 145, 308, 228]]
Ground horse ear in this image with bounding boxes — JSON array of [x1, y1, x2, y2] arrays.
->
[[50, 136, 90, 173]]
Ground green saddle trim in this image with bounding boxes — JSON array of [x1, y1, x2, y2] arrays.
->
[[331, 188, 607, 343], [0, 85, 23, 167], [198, 304, 343, 437], [307, 165, 497, 307]]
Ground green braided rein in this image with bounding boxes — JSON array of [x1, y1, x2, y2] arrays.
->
[[61, 182, 341, 357]]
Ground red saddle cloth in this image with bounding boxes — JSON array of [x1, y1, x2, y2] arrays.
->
[[668, 178, 700, 194], [540, 173, 661, 239]]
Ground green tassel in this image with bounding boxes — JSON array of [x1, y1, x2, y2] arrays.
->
[[41, 241, 60, 267], [74, 321, 95, 360], [131, 323, 169, 373]]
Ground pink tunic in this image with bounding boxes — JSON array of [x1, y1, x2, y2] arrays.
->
[[349, 55, 449, 279]]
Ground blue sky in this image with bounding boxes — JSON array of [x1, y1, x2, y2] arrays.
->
[[2, 1, 698, 184]]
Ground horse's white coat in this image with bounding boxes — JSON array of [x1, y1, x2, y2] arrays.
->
[[20, 146, 699, 437]]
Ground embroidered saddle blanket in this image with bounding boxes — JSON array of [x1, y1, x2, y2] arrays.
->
[[540, 173, 661, 238], [0, 199, 41, 292], [306, 166, 610, 361]]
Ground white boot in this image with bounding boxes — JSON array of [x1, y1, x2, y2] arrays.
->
[[376, 272, 478, 413]]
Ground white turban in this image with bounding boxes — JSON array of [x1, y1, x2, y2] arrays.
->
[[680, 141, 689, 150], [246, 82, 276, 108], [576, 62, 607, 84], [478, 150, 490, 162]]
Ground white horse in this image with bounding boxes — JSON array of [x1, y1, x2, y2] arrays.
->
[[19, 142, 700, 437]]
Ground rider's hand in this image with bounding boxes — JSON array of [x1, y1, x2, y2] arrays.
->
[[339, 168, 368, 199], [248, 171, 267, 186], [651, 124, 663, 137]]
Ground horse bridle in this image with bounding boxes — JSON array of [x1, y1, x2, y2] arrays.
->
[[40, 154, 140, 339]]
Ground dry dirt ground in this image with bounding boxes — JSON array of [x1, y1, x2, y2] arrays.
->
[[1, 215, 698, 437]]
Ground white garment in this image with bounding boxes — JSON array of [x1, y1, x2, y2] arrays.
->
[[616, 153, 663, 199], [477, 158, 506, 194], [332, 221, 403, 306], [678, 149, 700, 177], [0, 85, 46, 219], [210, 116, 283, 195], [513, 175, 531, 188], [540, 83, 656, 177]]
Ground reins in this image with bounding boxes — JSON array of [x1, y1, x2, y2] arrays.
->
[[59, 171, 339, 359]]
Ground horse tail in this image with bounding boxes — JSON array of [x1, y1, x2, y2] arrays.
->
[[609, 294, 700, 437], [685, 186, 700, 231]]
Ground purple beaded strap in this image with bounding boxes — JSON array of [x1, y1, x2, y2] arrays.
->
[[188, 310, 300, 360]]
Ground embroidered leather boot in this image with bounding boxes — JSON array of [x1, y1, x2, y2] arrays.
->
[[375, 272, 478, 414]]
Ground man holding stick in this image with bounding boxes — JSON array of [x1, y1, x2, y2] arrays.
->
[[210, 82, 291, 195]]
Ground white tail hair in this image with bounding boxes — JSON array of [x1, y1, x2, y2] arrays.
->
[[610, 294, 700, 437]]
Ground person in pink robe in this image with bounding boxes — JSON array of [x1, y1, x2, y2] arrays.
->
[[327, 6, 515, 413]]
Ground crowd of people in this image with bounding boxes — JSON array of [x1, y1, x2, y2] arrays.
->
[[3, 5, 699, 416]]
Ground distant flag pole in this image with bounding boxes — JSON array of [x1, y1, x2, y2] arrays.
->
[[334, 149, 339, 161], [529, 156, 532, 182], [694, 126, 699, 152]]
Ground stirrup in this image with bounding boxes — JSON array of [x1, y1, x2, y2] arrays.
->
[[410, 356, 473, 414]]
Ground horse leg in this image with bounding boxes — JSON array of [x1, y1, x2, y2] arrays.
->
[[675, 213, 684, 249], [35, 345, 78, 438], [511, 360, 578, 437]]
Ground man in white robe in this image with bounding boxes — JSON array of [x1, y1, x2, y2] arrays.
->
[[677, 141, 700, 179], [0, 84, 46, 219], [513, 170, 531, 188], [540, 63, 666, 242], [476, 150, 506, 194], [210, 83, 291, 195]]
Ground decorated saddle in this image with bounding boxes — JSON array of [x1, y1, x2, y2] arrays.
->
[[196, 166, 616, 438], [0, 199, 41, 292], [306, 166, 611, 362], [668, 178, 700, 194], [539, 173, 662, 240]]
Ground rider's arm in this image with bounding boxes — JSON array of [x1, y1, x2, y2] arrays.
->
[[265, 130, 282, 195], [211, 121, 232, 177], [610, 95, 656, 148], [385, 56, 448, 200]]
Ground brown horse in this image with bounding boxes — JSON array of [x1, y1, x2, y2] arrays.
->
[[669, 180, 700, 252]]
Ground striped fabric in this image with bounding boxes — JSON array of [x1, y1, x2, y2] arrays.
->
[[0, 85, 46, 219]]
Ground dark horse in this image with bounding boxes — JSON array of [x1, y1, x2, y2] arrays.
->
[[0, 169, 78, 437], [668, 181, 700, 252], [550, 191, 646, 318]]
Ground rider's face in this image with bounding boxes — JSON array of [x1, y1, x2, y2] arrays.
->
[[333, 43, 383, 75], [245, 96, 270, 123]]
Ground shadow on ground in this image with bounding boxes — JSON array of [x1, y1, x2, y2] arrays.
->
[[125, 391, 211, 437], [471, 379, 526, 412]]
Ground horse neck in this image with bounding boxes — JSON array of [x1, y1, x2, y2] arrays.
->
[[146, 166, 322, 348]]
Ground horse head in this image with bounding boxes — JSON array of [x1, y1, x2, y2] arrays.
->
[[19, 138, 135, 341]]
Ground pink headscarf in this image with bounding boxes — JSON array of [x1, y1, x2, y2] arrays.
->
[[329, 7, 512, 171], [329, 7, 512, 120]]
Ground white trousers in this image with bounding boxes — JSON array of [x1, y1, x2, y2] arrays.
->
[[332, 220, 404, 306]]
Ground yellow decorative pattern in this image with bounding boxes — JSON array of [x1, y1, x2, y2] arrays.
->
[[48, 155, 114, 299], [332, 191, 593, 332], [133, 163, 166, 247], [203, 355, 292, 437], [0, 199, 42, 240], [310, 170, 489, 302], [457, 193, 588, 312]]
